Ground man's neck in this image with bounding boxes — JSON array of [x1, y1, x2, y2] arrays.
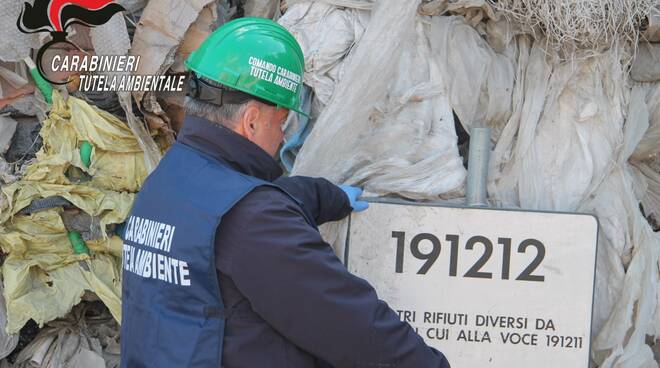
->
[[177, 115, 283, 181]]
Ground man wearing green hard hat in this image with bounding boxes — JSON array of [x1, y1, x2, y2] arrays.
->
[[120, 17, 450, 368]]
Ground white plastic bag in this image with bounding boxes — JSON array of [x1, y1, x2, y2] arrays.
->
[[279, 2, 368, 107], [427, 15, 515, 138]]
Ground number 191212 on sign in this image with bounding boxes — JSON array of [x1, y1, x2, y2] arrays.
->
[[391, 232, 546, 282]]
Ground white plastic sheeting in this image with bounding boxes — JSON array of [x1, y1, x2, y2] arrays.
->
[[489, 45, 659, 367], [285, 0, 467, 199], [280, 1, 660, 367], [279, 3, 368, 109], [427, 15, 515, 138]]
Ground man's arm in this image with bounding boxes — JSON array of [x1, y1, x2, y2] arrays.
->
[[274, 176, 352, 225], [216, 188, 450, 368]]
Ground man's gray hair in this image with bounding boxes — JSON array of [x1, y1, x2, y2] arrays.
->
[[184, 78, 249, 129]]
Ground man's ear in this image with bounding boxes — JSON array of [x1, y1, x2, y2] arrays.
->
[[238, 102, 261, 139]]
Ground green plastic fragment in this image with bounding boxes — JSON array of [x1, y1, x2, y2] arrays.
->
[[67, 231, 90, 255], [79, 140, 92, 168], [23, 57, 53, 104]]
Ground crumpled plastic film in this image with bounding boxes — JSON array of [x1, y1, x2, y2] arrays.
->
[[0, 208, 123, 336], [427, 15, 515, 139], [0, 90, 143, 334], [279, 2, 368, 107], [489, 47, 626, 212], [0, 182, 134, 234], [0, 280, 18, 360], [18, 90, 148, 193], [288, 0, 466, 200], [0, 210, 123, 266], [283, 0, 468, 260], [2, 255, 121, 335], [487, 42, 659, 368], [587, 171, 659, 368]]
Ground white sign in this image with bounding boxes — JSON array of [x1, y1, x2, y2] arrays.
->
[[345, 201, 598, 367]]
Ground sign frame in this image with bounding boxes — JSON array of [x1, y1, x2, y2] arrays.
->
[[343, 197, 599, 367]]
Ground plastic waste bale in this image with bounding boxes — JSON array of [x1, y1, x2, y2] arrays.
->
[[0, 210, 122, 334], [487, 40, 660, 368], [281, 0, 520, 254], [285, 0, 467, 200], [0, 90, 145, 334], [280, 1, 516, 198], [15, 91, 148, 193]]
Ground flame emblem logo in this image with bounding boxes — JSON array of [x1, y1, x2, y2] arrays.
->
[[17, 0, 125, 84]]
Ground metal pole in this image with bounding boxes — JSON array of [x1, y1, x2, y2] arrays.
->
[[466, 127, 491, 207]]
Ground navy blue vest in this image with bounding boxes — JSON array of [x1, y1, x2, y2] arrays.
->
[[120, 142, 271, 368]]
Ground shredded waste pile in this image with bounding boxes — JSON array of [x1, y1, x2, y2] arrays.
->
[[0, 0, 657, 367]]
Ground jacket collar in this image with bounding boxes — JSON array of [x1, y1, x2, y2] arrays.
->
[[177, 115, 283, 182]]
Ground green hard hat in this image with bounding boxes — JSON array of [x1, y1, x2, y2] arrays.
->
[[185, 17, 306, 114]]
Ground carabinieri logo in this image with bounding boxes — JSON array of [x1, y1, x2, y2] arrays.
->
[[17, 0, 125, 85]]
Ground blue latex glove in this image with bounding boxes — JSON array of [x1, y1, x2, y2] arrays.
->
[[339, 185, 369, 212]]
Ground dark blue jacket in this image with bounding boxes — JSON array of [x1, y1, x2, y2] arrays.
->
[[120, 140, 266, 368], [176, 116, 450, 368]]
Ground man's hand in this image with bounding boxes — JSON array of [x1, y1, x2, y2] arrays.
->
[[339, 185, 369, 212]]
